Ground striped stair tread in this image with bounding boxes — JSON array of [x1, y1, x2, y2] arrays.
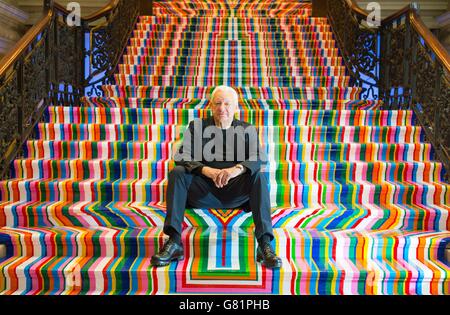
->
[[101, 85, 363, 100], [137, 17, 327, 24], [44, 107, 414, 126], [151, 9, 312, 17], [127, 41, 340, 56], [1, 178, 448, 204], [128, 34, 337, 44], [34, 123, 424, 143], [131, 29, 336, 39], [134, 23, 333, 33], [0, 227, 448, 294], [1, 201, 449, 230], [150, 6, 311, 13], [82, 97, 383, 110], [134, 21, 330, 29], [127, 40, 337, 50], [113, 74, 351, 88], [151, 10, 312, 18], [117, 65, 348, 76], [0, 227, 447, 260], [121, 57, 343, 69], [125, 47, 341, 58], [11, 160, 445, 183], [138, 16, 327, 24], [121, 55, 344, 67], [152, 2, 310, 13], [23, 140, 434, 162], [126, 42, 338, 51]]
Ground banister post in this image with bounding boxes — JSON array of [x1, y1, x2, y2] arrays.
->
[[139, 0, 153, 16]]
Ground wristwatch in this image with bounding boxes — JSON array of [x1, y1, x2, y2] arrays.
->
[[235, 164, 245, 173]]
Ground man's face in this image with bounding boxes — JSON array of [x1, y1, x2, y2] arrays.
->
[[211, 90, 238, 125]]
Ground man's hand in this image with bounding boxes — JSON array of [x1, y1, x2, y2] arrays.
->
[[202, 166, 244, 188], [202, 167, 222, 182]]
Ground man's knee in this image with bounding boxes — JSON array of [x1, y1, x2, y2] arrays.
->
[[249, 170, 270, 192], [250, 168, 266, 182]]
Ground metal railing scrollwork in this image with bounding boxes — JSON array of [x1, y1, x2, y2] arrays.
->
[[326, 0, 380, 100], [0, 0, 152, 179], [327, 0, 450, 182], [82, 0, 140, 97]]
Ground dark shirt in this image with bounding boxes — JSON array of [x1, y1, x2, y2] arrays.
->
[[174, 116, 267, 176]]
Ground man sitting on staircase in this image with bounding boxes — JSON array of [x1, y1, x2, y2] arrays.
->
[[151, 85, 282, 269]]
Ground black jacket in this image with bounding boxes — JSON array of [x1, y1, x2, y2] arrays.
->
[[174, 116, 267, 176]]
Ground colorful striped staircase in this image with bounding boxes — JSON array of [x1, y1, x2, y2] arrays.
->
[[0, 0, 449, 295]]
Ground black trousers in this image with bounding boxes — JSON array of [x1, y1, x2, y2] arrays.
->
[[164, 166, 274, 241]]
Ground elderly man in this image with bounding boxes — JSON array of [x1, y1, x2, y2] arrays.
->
[[151, 86, 282, 269]]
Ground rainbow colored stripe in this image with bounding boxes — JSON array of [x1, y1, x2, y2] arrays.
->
[[0, 0, 449, 295]]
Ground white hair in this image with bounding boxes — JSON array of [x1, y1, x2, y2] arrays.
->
[[210, 86, 239, 105]]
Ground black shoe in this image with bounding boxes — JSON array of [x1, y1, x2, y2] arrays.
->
[[151, 238, 184, 267], [256, 242, 282, 269]]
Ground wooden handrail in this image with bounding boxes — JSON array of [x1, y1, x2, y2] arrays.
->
[[346, 0, 368, 18], [83, 0, 119, 21], [381, 4, 412, 25], [410, 10, 450, 73], [0, 9, 53, 76], [381, 5, 449, 73]]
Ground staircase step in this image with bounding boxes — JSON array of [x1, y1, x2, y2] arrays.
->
[[128, 37, 337, 49], [1, 200, 448, 230], [152, 5, 311, 18], [82, 97, 383, 110], [0, 226, 447, 259], [11, 160, 444, 183], [45, 107, 414, 127], [113, 74, 350, 88], [151, 9, 311, 16], [126, 42, 340, 57], [23, 140, 434, 162], [1, 177, 448, 204], [131, 30, 336, 41], [117, 64, 347, 77], [135, 22, 332, 33], [151, 10, 311, 19], [0, 227, 448, 294], [121, 55, 344, 67], [101, 85, 362, 100], [138, 16, 328, 25], [35, 123, 424, 143]]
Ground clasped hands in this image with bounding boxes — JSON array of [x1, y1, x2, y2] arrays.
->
[[201, 165, 244, 188]]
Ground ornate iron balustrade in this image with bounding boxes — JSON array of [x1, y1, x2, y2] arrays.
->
[[326, 0, 380, 100], [83, 0, 140, 97], [379, 6, 450, 183], [0, 0, 151, 179], [327, 0, 450, 182]]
